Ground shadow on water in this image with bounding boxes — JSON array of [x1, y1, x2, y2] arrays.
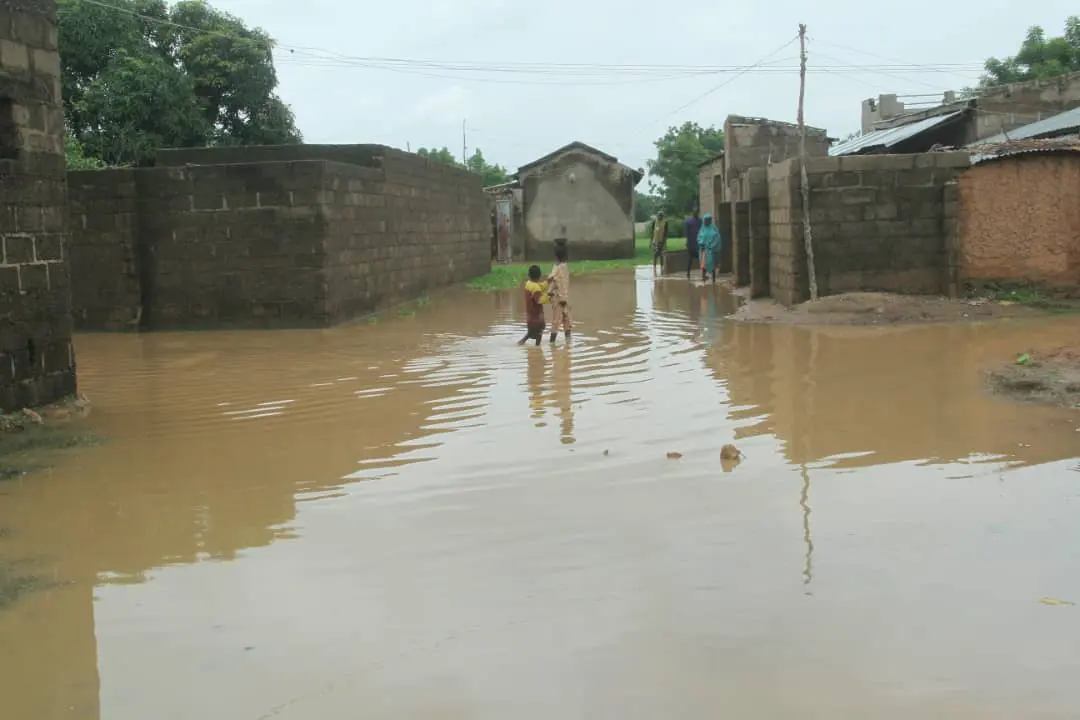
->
[[2, 267, 1080, 719]]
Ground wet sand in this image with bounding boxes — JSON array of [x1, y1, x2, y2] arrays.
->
[[2, 268, 1080, 719]]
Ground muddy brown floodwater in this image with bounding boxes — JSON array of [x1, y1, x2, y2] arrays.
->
[[2, 268, 1080, 719]]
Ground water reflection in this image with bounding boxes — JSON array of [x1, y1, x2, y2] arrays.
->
[[1, 268, 1079, 719]]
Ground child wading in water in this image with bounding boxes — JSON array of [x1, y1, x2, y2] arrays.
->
[[517, 265, 548, 346], [547, 246, 572, 345]]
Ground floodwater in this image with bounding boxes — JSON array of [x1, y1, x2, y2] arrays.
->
[[2, 268, 1080, 719]]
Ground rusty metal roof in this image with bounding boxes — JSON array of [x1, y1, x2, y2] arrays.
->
[[969, 136, 1080, 165], [829, 110, 964, 156], [973, 106, 1080, 145]]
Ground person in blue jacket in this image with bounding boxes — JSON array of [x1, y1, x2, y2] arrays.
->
[[698, 213, 720, 284]]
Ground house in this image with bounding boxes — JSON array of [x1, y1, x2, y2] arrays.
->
[[836, 71, 1080, 156], [486, 142, 644, 261]]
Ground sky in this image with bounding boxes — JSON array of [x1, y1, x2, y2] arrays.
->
[[211, 0, 1076, 186]]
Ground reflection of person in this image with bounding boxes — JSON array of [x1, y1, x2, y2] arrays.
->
[[698, 213, 720, 284], [651, 211, 668, 270], [552, 348, 575, 445], [684, 209, 702, 279], [526, 346, 546, 420], [517, 265, 548, 346], [547, 245, 572, 345]]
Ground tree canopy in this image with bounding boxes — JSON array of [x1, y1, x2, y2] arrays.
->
[[416, 146, 510, 187], [981, 16, 1080, 86], [646, 122, 724, 214], [633, 192, 659, 222], [58, 0, 301, 167]]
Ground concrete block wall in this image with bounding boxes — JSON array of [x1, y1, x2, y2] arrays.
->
[[0, 0, 75, 411], [66, 147, 492, 330], [973, 72, 1080, 141], [767, 152, 971, 305], [732, 201, 750, 286], [67, 168, 139, 330], [724, 116, 830, 186], [748, 197, 770, 297], [321, 152, 489, 320]]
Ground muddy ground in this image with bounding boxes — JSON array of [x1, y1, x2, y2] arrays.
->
[[732, 291, 1072, 326], [986, 346, 1080, 409], [0, 395, 98, 480]]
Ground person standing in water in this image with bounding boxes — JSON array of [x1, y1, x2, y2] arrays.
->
[[547, 245, 572, 345], [683, 209, 702, 279], [698, 213, 720, 284], [651, 211, 668, 271], [517, 265, 548, 346]]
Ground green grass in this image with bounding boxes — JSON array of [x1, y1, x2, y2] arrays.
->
[[467, 235, 688, 291]]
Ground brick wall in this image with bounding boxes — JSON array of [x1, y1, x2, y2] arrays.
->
[[0, 0, 75, 411], [732, 200, 750, 286], [957, 154, 1080, 287], [974, 73, 1080, 141], [767, 152, 970, 305], [698, 155, 724, 216], [67, 148, 491, 330], [724, 115, 830, 184], [67, 169, 139, 330]]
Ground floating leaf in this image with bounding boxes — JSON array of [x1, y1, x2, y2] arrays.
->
[[1017, 353, 1032, 365], [1038, 597, 1075, 606]]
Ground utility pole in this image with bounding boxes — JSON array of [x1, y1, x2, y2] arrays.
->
[[797, 23, 819, 302], [462, 119, 468, 166]]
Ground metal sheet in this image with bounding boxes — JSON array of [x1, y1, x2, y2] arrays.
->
[[829, 111, 964, 156], [972, 106, 1080, 146]]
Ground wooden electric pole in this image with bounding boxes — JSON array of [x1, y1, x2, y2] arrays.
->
[[797, 23, 819, 302], [462, 119, 468, 165]]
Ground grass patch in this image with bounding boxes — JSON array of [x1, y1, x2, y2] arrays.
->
[[0, 422, 102, 481], [468, 236, 688, 291]]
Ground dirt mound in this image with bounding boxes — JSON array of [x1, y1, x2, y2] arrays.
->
[[987, 346, 1080, 408], [733, 292, 1051, 326]]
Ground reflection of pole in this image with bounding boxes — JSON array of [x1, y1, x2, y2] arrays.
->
[[797, 23, 819, 301], [800, 464, 814, 588]]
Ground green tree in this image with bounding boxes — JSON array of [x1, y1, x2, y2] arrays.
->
[[417, 146, 510, 187], [646, 121, 724, 214], [981, 17, 1080, 86], [633, 191, 659, 222], [57, 0, 300, 166], [64, 130, 106, 169], [465, 149, 509, 187], [416, 146, 460, 165]]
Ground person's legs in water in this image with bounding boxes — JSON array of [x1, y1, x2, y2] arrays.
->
[[550, 302, 571, 344]]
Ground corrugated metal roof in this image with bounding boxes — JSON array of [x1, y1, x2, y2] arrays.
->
[[972, 106, 1080, 146], [969, 136, 1080, 165], [829, 111, 964, 156]]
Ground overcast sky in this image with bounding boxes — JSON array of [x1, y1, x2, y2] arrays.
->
[[215, 0, 1075, 180]]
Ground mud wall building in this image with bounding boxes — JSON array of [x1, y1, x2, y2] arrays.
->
[[958, 145, 1080, 288], [767, 152, 970, 306], [68, 145, 490, 331], [514, 142, 643, 261], [0, 0, 76, 411]]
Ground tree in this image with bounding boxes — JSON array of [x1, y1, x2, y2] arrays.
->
[[416, 146, 460, 165], [465, 149, 509, 187], [981, 16, 1080, 86], [57, 0, 301, 166], [417, 146, 510, 187], [65, 131, 106, 169], [646, 122, 724, 214], [633, 191, 659, 222]]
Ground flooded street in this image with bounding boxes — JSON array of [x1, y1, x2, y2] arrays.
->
[[3, 267, 1080, 719]]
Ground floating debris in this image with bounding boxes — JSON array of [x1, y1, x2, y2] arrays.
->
[[1039, 597, 1075, 607], [666, 451, 683, 460], [720, 444, 744, 460]]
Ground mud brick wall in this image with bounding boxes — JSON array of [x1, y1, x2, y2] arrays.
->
[[67, 169, 139, 330], [957, 154, 1080, 288], [767, 152, 970, 305], [320, 153, 488, 321], [0, 0, 76, 411]]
